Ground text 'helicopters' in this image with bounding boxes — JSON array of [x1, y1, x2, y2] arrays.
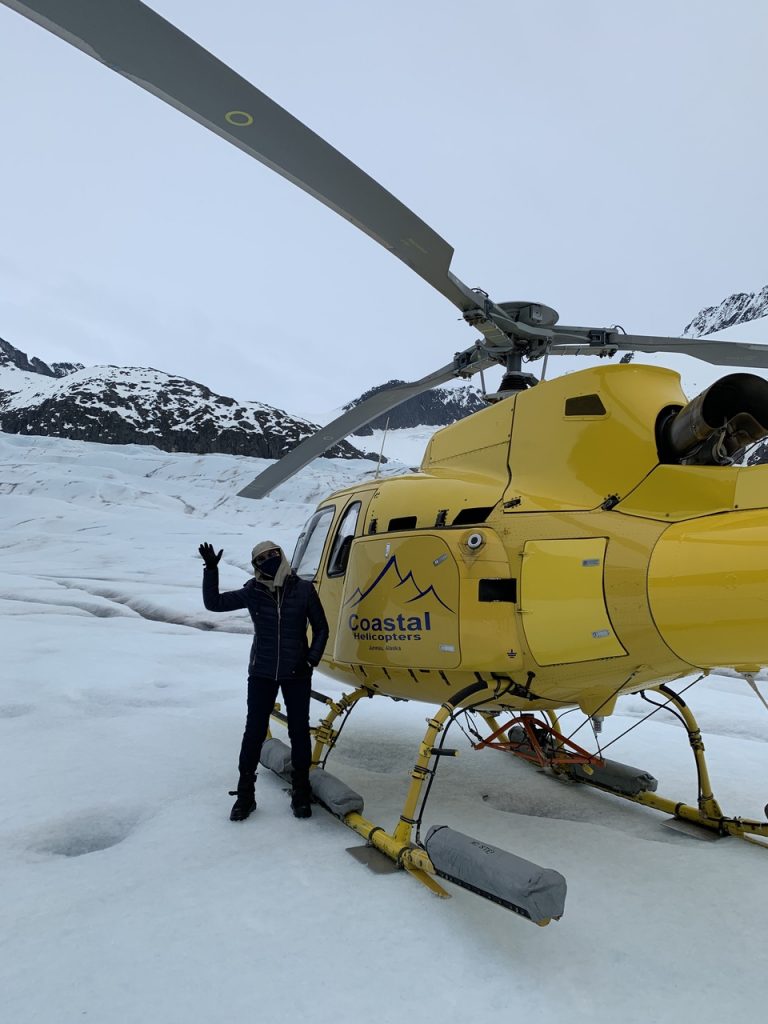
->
[[8, 0, 768, 925]]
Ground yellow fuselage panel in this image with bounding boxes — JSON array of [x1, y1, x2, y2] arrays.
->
[[363, 474, 504, 535], [649, 509, 768, 669], [618, 463, 768, 520], [520, 538, 626, 665], [507, 364, 687, 512], [456, 547, 520, 674], [421, 397, 513, 480]]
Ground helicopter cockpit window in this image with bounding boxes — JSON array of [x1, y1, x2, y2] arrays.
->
[[292, 506, 335, 580], [565, 395, 606, 416], [327, 501, 361, 578]]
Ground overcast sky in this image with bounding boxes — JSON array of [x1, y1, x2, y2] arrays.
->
[[1, 0, 767, 417]]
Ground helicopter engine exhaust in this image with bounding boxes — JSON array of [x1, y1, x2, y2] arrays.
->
[[657, 373, 768, 466]]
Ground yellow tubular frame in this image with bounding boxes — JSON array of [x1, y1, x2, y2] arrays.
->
[[309, 685, 373, 767], [544, 685, 768, 844], [626, 685, 768, 842], [483, 694, 768, 844], [274, 681, 500, 896]]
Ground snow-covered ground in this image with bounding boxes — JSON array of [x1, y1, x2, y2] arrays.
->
[[1, 430, 767, 1024], [357, 425, 438, 469]]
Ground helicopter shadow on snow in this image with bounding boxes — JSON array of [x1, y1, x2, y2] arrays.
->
[[320, 715, 695, 846], [478, 768, 693, 846]]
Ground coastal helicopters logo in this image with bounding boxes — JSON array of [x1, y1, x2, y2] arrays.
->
[[344, 554, 453, 644]]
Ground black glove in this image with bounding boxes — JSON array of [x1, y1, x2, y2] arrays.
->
[[199, 542, 223, 569]]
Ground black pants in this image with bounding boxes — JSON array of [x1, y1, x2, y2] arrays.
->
[[238, 675, 312, 779]]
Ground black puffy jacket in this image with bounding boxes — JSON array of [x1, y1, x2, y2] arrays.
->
[[202, 567, 329, 680]]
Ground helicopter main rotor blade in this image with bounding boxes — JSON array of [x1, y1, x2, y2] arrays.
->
[[548, 326, 768, 368], [4, 1, 565, 355], [237, 347, 494, 499], [3, 0, 481, 313], [612, 333, 768, 367]]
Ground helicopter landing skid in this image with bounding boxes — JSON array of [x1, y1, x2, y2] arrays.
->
[[266, 681, 565, 923], [480, 689, 768, 846], [661, 817, 727, 841], [346, 844, 451, 898], [616, 685, 768, 845]]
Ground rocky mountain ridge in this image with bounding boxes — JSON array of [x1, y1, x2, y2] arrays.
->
[[0, 338, 370, 462], [344, 378, 487, 435], [683, 284, 768, 338], [6, 282, 768, 468], [0, 337, 83, 379]]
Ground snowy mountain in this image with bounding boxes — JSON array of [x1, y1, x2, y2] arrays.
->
[[343, 378, 487, 435], [683, 283, 768, 337], [0, 337, 373, 462]]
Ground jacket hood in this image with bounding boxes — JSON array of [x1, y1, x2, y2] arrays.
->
[[251, 540, 291, 591]]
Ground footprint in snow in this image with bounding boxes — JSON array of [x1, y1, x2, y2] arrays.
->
[[28, 808, 142, 858]]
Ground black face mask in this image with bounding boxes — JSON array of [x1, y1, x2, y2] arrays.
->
[[257, 554, 281, 579]]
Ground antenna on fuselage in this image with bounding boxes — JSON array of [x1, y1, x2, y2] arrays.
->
[[375, 417, 390, 479]]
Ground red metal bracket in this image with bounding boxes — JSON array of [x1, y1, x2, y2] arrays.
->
[[474, 714, 604, 769]]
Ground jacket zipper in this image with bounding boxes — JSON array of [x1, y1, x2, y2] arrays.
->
[[274, 588, 283, 680]]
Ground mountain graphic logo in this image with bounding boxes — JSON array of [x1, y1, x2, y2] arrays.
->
[[344, 554, 453, 612]]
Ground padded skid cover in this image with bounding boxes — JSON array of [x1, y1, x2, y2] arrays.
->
[[567, 758, 658, 796], [259, 742, 364, 816], [259, 738, 293, 776], [424, 825, 567, 922], [309, 768, 364, 817]]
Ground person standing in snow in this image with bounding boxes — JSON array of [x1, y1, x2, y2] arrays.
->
[[199, 540, 329, 822]]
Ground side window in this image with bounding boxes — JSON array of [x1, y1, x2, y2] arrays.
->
[[327, 502, 361, 578], [292, 506, 335, 580]]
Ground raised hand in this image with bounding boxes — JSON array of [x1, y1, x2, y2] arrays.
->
[[198, 542, 223, 569]]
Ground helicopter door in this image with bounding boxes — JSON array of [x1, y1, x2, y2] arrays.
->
[[520, 538, 626, 666], [335, 533, 461, 669]]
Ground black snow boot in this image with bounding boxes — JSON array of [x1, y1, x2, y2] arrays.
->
[[290, 769, 312, 819], [228, 776, 256, 822]]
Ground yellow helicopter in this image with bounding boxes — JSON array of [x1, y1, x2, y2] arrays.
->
[[8, 0, 768, 926]]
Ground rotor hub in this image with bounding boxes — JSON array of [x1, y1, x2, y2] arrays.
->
[[497, 301, 560, 329]]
